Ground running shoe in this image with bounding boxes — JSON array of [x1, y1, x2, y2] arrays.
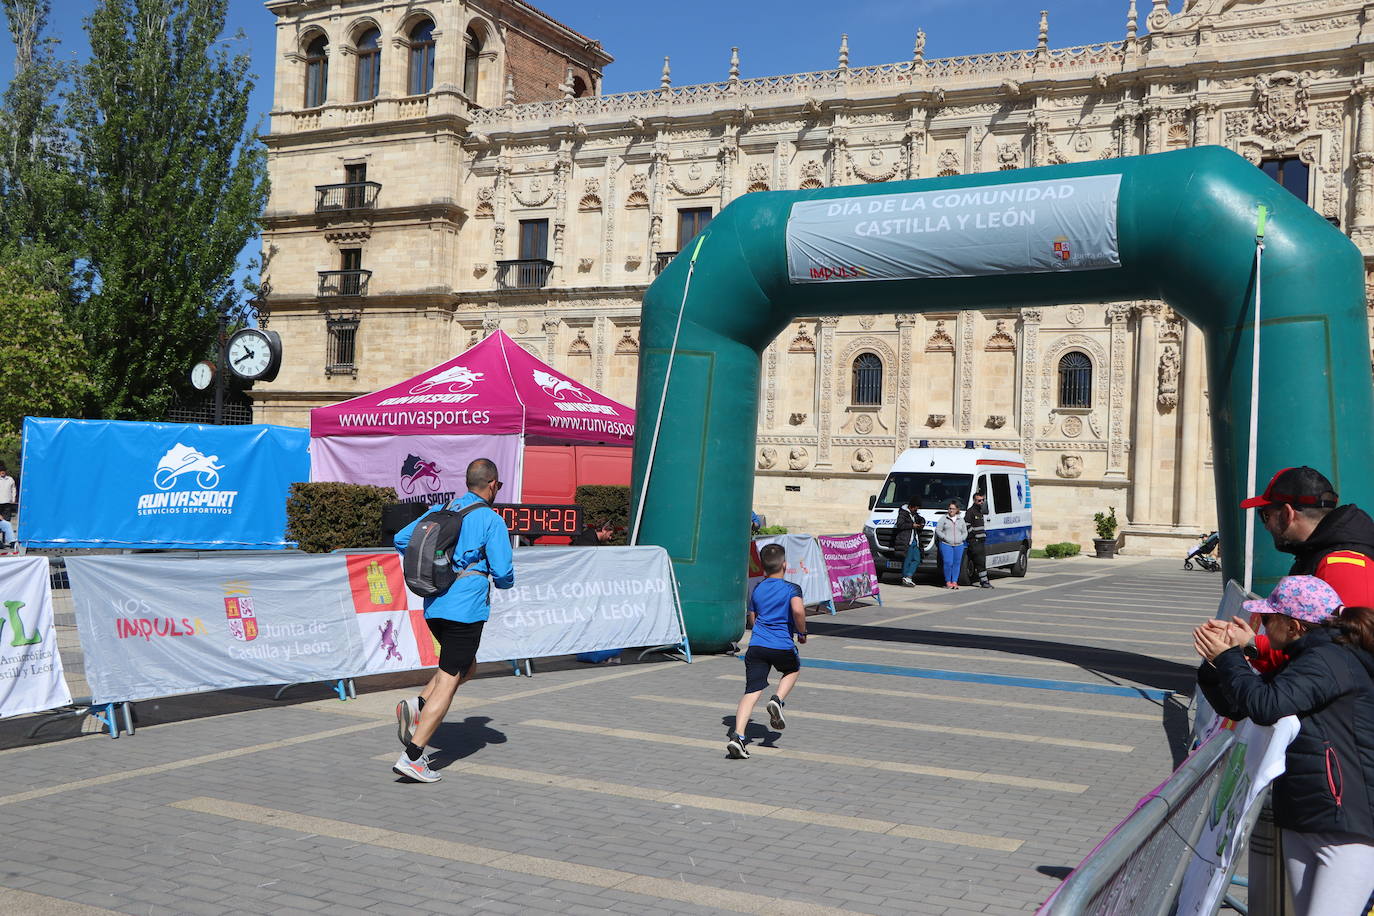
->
[[395, 696, 420, 746], [725, 734, 751, 759], [901, 577, 915, 587], [766, 696, 786, 730], [392, 751, 441, 783]]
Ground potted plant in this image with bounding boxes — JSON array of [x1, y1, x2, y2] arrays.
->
[[1093, 507, 1119, 559]]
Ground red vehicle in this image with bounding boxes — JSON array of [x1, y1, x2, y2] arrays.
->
[[520, 445, 631, 543]]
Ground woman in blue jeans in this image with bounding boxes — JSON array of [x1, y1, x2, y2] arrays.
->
[[935, 501, 968, 590]]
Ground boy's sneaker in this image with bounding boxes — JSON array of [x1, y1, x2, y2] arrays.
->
[[725, 734, 751, 759], [392, 750, 441, 783], [766, 696, 787, 730], [395, 696, 420, 746]]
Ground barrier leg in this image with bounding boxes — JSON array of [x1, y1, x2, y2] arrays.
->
[[524, 659, 533, 677], [91, 703, 118, 738], [826, 600, 837, 615], [273, 683, 301, 700], [509, 660, 523, 677], [347, 678, 357, 699], [332, 680, 348, 701], [121, 702, 135, 736]]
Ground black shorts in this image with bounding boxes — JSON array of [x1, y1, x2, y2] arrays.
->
[[743, 645, 800, 694], [426, 618, 485, 676]]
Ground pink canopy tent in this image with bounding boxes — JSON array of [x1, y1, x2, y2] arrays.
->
[[310, 330, 635, 504]]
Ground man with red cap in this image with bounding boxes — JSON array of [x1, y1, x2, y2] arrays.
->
[[1242, 466, 1374, 607]]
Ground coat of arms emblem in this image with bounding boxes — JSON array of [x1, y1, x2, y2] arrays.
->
[[224, 590, 258, 641]]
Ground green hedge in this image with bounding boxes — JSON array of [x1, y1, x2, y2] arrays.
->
[[1044, 542, 1082, 559], [285, 482, 398, 553], [757, 525, 789, 535], [576, 484, 630, 545]]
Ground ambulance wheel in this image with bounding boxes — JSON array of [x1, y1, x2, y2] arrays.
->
[[1011, 545, 1029, 578]]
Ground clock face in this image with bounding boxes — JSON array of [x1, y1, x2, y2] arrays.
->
[[190, 361, 214, 390], [227, 329, 277, 381]]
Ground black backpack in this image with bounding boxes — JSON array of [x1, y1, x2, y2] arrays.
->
[[401, 501, 490, 598]]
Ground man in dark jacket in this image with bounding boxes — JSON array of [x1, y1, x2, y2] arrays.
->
[[892, 499, 920, 587], [1242, 466, 1374, 607], [964, 492, 992, 589]]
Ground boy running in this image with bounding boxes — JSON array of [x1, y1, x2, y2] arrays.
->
[[727, 543, 807, 759]]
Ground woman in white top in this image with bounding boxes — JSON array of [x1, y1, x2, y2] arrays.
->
[[935, 501, 968, 589]]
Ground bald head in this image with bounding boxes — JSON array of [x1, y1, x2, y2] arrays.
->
[[466, 458, 499, 491]]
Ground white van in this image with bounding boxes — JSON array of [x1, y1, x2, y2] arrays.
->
[[863, 447, 1032, 582]]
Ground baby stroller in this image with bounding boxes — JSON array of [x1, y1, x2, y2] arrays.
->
[[1184, 531, 1221, 572]]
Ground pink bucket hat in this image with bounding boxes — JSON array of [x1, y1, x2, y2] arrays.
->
[[1241, 575, 1343, 624]]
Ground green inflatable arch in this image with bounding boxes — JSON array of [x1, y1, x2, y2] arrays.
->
[[631, 146, 1371, 652]]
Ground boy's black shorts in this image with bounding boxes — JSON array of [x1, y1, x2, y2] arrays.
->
[[426, 618, 485, 676], [743, 645, 800, 693]]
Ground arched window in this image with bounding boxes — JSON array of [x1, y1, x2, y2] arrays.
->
[[408, 21, 436, 95], [852, 353, 883, 405], [463, 28, 482, 100], [354, 29, 381, 101], [1058, 351, 1092, 408], [571, 75, 588, 98], [304, 36, 329, 108]]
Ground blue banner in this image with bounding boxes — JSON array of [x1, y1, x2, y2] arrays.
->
[[19, 418, 310, 549]]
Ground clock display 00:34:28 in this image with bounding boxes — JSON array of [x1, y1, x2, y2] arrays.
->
[[497, 504, 583, 536]]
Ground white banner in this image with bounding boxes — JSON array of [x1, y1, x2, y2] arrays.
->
[[750, 534, 833, 607], [484, 546, 684, 661], [0, 557, 72, 718], [66, 547, 684, 703], [1175, 715, 1299, 915]]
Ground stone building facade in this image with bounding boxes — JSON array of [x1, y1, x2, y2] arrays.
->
[[256, 0, 1374, 551]]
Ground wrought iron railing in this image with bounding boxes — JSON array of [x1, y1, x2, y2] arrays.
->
[[318, 269, 372, 297], [653, 251, 678, 275], [494, 259, 553, 290], [315, 182, 381, 212]]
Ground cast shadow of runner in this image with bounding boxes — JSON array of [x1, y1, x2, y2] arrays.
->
[[426, 716, 508, 769], [721, 715, 781, 751]]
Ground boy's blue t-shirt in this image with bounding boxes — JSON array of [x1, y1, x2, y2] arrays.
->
[[749, 576, 802, 650]]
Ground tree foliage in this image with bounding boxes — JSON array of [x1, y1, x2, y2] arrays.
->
[[66, 0, 268, 420], [0, 255, 94, 460]]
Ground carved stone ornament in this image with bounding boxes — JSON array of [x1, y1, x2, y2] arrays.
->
[[512, 176, 554, 208], [578, 257, 595, 272], [936, 148, 961, 175], [851, 448, 875, 472], [986, 415, 1007, 429], [748, 163, 770, 183], [858, 314, 876, 329], [799, 160, 824, 189], [1254, 71, 1313, 139], [568, 331, 591, 354], [986, 320, 1016, 351], [473, 263, 488, 276], [789, 325, 816, 352], [788, 446, 810, 470], [758, 446, 778, 470], [927, 414, 946, 428], [1066, 304, 1086, 326], [517, 318, 529, 334], [997, 143, 1022, 170], [625, 254, 642, 270], [1157, 343, 1181, 411], [789, 412, 808, 425], [629, 172, 648, 192], [476, 186, 495, 202], [1062, 415, 1084, 438], [926, 320, 955, 351], [1056, 453, 1084, 479], [1074, 133, 1093, 154], [854, 414, 875, 435]]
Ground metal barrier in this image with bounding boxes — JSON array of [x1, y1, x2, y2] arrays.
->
[[1043, 730, 1259, 916]]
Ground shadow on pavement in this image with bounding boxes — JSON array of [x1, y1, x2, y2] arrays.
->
[[428, 716, 508, 767], [809, 620, 1197, 695]]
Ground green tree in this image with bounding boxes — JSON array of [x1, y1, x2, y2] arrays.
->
[[68, 0, 268, 420], [0, 0, 80, 259], [0, 255, 94, 462]]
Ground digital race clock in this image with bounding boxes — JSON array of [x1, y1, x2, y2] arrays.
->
[[497, 504, 583, 537]]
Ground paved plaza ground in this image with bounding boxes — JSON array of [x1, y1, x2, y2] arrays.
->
[[0, 556, 1222, 915]]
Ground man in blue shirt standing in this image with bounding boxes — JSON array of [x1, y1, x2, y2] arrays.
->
[[391, 458, 515, 782]]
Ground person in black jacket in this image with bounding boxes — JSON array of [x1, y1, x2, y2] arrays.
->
[[964, 492, 992, 589], [1195, 576, 1374, 915], [892, 499, 920, 587]]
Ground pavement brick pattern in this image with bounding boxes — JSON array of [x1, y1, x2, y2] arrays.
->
[[0, 557, 1222, 914]]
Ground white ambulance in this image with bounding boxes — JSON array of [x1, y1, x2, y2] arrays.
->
[[863, 447, 1033, 582]]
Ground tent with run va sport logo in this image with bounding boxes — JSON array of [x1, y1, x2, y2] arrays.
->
[[309, 330, 636, 505]]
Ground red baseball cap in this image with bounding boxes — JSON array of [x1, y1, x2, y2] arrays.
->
[[1240, 466, 1338, 510]]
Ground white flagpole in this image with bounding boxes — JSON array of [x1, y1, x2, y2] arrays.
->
[[1243, 206, 1267, 593]]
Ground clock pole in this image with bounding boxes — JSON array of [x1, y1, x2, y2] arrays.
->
[[214, 314, 227, 425]]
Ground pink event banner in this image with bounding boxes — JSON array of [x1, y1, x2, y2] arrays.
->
[[310, 433, 522, 508], [816, 534, 882, 604]]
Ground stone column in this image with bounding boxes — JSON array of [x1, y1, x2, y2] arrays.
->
[[1106, 303, 1131, 478], [1130, 304, 1161, 524], [492, 153, 510, 259], [649, 139, 668, 256], [1176, 320, 1205, 527], [1017, 308, 1042, 471], [602, 156, 619, 285], [895, 314, 918, 448], [956, 310, 976, 433], [1143, 104, 1164, 155], [816, 316, 841, 469], [1118, 102, 1140, 158], [1352, 81, 1374, 234]]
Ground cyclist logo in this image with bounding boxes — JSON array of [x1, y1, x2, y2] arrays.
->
[[400, 454, 443, 495], [533, 369, 592, 402], [154, 443, 224, 491], [409, 365, 483, 395]]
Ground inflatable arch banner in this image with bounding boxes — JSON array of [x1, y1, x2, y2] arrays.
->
[[631, 146, 1372, 652]]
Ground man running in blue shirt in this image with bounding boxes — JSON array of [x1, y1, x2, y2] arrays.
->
[[727, 543, 807, 759], [391, 458, 515, 782]]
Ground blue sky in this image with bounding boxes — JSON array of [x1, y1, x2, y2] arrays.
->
[[2, 0, 1135, 287]]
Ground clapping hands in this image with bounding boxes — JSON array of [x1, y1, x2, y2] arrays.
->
[[1193, 616, 1256, 662]]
